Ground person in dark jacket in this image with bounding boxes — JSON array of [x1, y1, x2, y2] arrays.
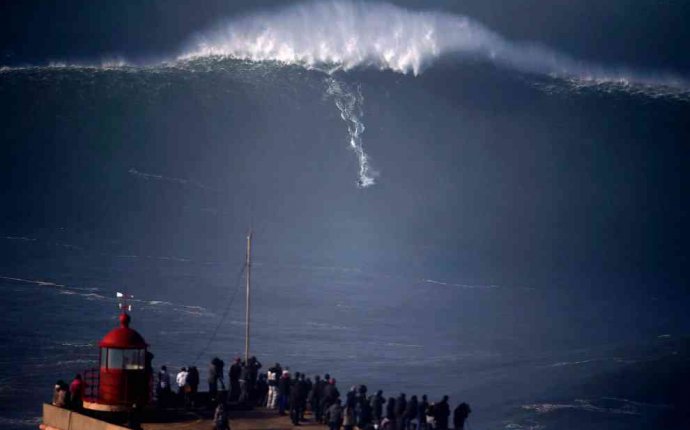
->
[[229, 358, 242, 402], [417, 395, 429, 430], [239, 360, 250, 405], [326, 398, 344, 430], [404, 395, 418, 430], [321, 378, 340, 420], [395, 394, 407, 430], [256, 373, 268, 407], [453, 403, 471, 430], [309, 375, 322, 419], [345, 389, 356, 409], [343, 400, 355, 430], [433, 397, 450, 430], [277, 370, 291, 415], [246, 356, 262, 402], [370, 390, 385, 426], [69, 374, 84, 411], [289, 373, 307, 425], [214, 402, 230, 430], [318, 374, 331, 422], [300, 375, 310, 420], [157, 365, 171, 407], [386, 397, 396, 418], [187, 366, 200, 408], [127, 403, 143, 430], [209, 358, 223, 402], [356, 391, 372, 428]]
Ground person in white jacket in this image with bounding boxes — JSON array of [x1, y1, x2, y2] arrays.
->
[[176, 367, 189, 396], [266, 363, 281, 409]]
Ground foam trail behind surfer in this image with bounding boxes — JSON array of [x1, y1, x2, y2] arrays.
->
[[325, 77, 377, 188]]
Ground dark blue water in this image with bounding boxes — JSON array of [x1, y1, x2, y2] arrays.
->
[[1, 59, 689, 429]]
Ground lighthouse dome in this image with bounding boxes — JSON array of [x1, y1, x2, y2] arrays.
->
[[98, 313, 147, 349]]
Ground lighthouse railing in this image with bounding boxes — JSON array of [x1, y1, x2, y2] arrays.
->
[[83, 367, 100, 402]]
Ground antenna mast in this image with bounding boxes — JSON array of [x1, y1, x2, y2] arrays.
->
[[116, 292, 133, 313], [244, 229, 252, 362]]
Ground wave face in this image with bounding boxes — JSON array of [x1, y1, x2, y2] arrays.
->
[[180, 0, 689, 95]]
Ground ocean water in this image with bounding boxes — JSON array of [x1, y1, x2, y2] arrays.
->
[[1, 2, 690, 429]]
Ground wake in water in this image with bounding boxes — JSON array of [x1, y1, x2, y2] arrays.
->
[[325, 77, 377, 188]]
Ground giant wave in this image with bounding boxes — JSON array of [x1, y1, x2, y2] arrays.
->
[[180, 0, 690, 92]]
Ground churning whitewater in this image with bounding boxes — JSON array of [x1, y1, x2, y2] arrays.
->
[[181, 0, 690, 92]]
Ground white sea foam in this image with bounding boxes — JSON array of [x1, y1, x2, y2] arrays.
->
[[325, 77, 377, 187], [128, 168, 214, 191], [522, 399, 640, 416], [423, 279, 501, 289], [1, 236, 37, 242], [0, 416, 42, 427], [59, 342, 93, 348], [148, 300, 173, 306], [180, 0, 690, 93], [306, 321, 352, 331], [0, 276, 65, 288], [548, 358, 602, 367], [385, 342, 423, 349], [504, 423, 545, 430]]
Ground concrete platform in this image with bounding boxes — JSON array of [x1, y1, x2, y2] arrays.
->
[[43, 403, 320, 430], [142, 408, 319, 430]]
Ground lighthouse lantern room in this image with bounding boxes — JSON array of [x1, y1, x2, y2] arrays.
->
[[83, 293, 151, 412]]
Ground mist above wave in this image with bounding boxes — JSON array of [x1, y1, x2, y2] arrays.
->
[[179, 0, 689, 94]]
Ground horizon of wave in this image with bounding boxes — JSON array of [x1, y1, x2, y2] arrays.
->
[[178, 0, 690, 94]]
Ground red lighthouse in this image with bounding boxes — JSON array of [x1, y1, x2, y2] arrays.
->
[[83, 293, 151, 412]]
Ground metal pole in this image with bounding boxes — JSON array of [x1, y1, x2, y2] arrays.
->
[[244, 230, 252, 363]]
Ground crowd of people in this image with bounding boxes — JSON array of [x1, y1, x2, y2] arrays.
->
[[51, 355, 472, 430], [157, 357, 472, 430]]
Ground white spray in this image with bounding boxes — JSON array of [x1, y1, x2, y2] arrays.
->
[[180, 0, 689, 88], [325, 77, 377, 188]]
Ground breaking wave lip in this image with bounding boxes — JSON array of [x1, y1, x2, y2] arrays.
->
[[1, 1, 688, 102], [179, 0, 690, 97]]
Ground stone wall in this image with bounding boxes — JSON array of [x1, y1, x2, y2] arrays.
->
[[41, 404, 130, 430]]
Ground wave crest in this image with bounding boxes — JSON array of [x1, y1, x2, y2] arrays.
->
[[179, 0, 690, 96], [180, 1, 451, 75]]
